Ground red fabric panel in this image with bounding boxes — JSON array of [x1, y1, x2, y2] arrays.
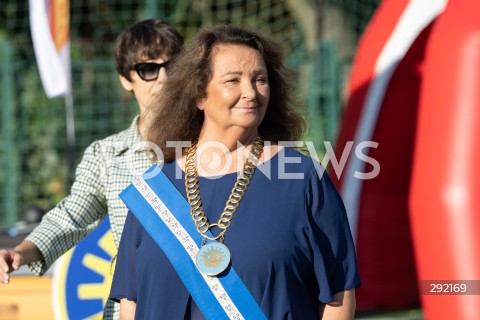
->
[[331, 0, 431, 310], [410, 0, 480, 318], [353, 23, 435, 310]]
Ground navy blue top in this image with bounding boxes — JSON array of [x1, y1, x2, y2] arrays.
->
[[110, 147, 361, 319]]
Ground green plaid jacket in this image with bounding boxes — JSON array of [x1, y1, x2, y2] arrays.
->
[[25, 116, 155, 319]]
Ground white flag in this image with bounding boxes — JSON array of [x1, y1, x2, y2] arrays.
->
[[29, 0, 71, 98]]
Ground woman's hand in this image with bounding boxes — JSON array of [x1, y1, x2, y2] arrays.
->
[[319, 289, 356, 320], [0, 249, 25, 284], [0, 241, 43, 284], [120, 298, 136, 320]]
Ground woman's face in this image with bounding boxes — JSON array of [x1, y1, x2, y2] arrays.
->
[[197, 44, 270, 135]]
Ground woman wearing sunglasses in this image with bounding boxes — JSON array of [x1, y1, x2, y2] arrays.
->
[[116, 22, 181, 132], [0, 19, 183, 320]]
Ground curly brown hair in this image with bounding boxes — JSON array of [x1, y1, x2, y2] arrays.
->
[[143, 24, 306, 162]]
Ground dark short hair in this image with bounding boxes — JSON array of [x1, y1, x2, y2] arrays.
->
[[115, 19, 184, 80], [144, 24, 306, 161]]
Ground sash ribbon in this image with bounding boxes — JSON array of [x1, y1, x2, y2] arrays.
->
[[119, 167, 267, 320]]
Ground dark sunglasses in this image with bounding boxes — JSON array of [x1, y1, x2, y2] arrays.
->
[[132, 61, 170, 81]]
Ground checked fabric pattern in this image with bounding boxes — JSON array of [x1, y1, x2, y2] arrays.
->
[[24, 116, 155, 319]]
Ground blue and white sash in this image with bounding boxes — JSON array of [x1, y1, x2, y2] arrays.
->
[[119, 166, 267, 320]]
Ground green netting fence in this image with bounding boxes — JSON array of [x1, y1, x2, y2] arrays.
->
[[0, 0, 381, 228]]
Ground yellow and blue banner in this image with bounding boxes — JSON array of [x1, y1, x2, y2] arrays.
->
[[52, 216, 116, 319]]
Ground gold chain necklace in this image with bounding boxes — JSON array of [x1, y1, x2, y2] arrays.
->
[[185, 135, 264, 275]]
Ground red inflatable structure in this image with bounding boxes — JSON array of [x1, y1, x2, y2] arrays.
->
[[410, 0, 480, 319], [333, 0, 480, 317]]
